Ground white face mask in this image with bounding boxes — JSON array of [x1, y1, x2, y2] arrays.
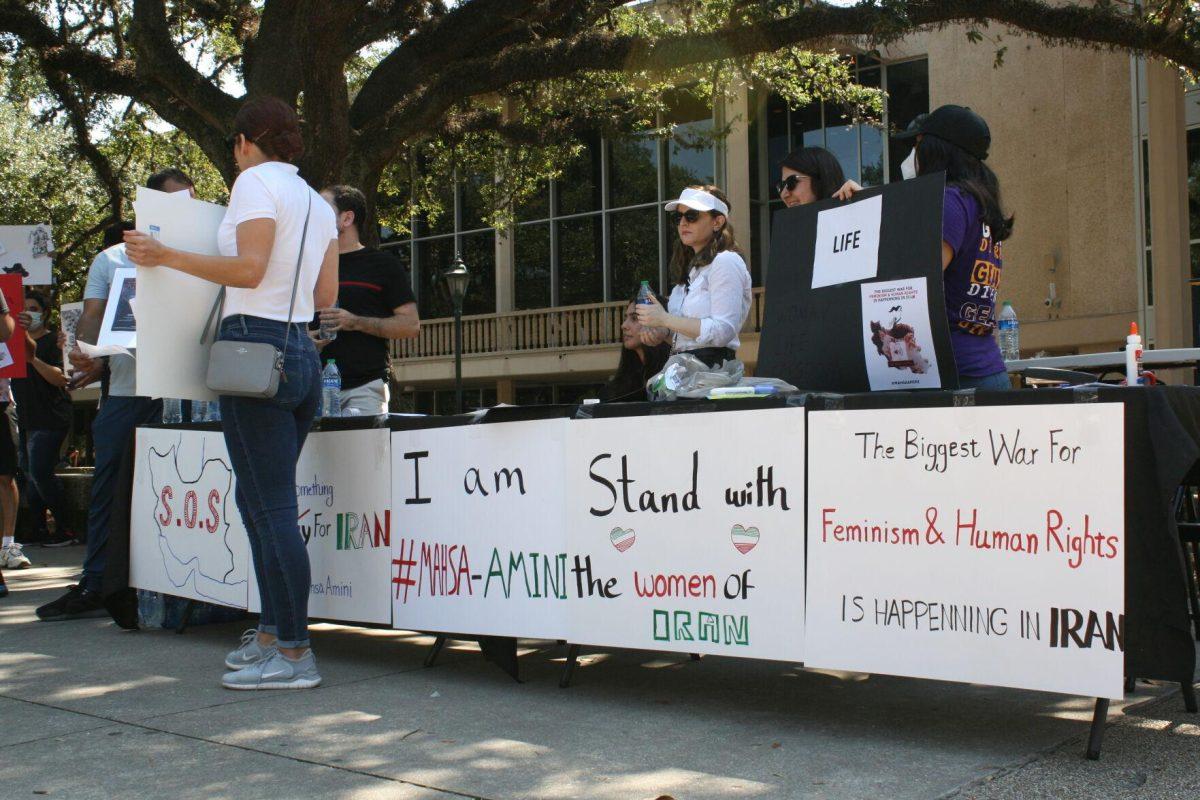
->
[[900, 148, 918, 180], [26, 311, 42, 329]]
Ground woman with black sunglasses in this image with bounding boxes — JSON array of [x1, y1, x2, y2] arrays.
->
[[636, 185, 751, 368], [776, 146, 862, 207]]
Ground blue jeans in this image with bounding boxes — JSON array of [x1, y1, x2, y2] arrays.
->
[[24, 429, 68, 540], [82, 396, 163, 592], [958, 371, 1013, 391], [217, 315, 320, 649]]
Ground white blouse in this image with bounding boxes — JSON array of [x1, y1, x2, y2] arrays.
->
[[666, 250, 752, 352]]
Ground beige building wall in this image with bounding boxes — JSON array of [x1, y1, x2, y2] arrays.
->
[[883, 27, 1141, 354]]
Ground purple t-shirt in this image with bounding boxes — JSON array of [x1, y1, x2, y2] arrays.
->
[[942, 187, 1005, 377]]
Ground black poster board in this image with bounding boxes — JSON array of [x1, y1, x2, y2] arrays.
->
[[756, 173, 958, 393]]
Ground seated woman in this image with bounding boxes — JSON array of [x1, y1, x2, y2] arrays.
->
[[600, 289, 672, 402], [636, 185, 752, 368], [776, 146, 861, 207]]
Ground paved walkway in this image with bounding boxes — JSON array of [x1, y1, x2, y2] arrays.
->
[[1, 551, 1196, 800]]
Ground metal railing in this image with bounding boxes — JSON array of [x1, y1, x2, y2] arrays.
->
[[393, 287, 766, 361]]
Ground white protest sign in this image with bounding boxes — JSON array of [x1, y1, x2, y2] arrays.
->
[[130, 428, 250, 609], [133, 187, 226, 401], [390, 420, 570, 639], [565, 408, 806, 661], [805, 404, 1125, 699], [811, 194, 882, 289], [97, 266, 137, 349], [0, 225, 54, 285], [861, 277, 943, 390], [247, 429, 393, 624]]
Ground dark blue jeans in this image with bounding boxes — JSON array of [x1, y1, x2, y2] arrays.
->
[[218, 315, 320, 649], [82, 396, 163, 592], [958, 371, 1013, 390], [24, 429, 68, 540]]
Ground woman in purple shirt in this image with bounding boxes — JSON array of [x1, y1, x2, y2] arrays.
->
[[894, 105, 1015, 390]]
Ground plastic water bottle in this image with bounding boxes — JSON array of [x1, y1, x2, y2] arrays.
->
[[191, 400, 208, 423], [319, 302, 339, 342], [137, 589, 165, 630], [162, 398, 182, 424], [206, 401, 222, 422], [997, 301, 1020, 361], [321, 360, 342, 417], [636, 280, 653, 305]]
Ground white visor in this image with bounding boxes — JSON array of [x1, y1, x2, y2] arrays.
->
[[664, 188, 729, 216]]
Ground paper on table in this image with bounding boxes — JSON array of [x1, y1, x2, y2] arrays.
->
[[133, 187, 226, 401], [78, 340, 132, 359]]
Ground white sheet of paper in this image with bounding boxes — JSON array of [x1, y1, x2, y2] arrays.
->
[[811, 195, 882, 289], [77, 340, 132, 359], [97, 267, 138, 349], [133, 187, 227, 401], [860, 277, 942, 390], [0, 225, 54, 285]]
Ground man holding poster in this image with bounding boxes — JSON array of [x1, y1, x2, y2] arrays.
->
[[38, 169, 194, 621]]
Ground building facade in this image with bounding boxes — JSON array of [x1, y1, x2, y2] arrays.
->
[[383, 24, 1198, 413]]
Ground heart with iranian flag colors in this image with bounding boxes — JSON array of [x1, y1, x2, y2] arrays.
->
[[609, 527, 636, 553], [731, 525, 760, 554]]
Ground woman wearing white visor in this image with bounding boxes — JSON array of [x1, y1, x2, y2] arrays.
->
[[636, 185, 752, 368]]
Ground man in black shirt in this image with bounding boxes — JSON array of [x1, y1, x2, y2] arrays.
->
[[316, 186, 419, 415]]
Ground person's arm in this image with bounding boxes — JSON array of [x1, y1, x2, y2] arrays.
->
[[637, 257, 746, 347], [67, 299, 107, 388], [26, 337, 68, 388], [313, 240, 339, 310], [320, 301, 419, 340], [638, 295, 702, 341], [941, 242, 954, 271], [124, 218, 276, 287], [832, 180, 864, 201], [941, 190, 969, 273]]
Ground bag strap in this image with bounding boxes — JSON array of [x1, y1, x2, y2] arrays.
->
[[202, 188, 314, 353]]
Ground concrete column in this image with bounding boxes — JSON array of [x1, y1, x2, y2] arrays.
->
[[723, 83, 753, 269], [1145, 61, 1192, 351]]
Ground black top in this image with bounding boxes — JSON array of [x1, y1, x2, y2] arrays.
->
[[12, 332, 71, 430], [319, 247, 416, 390]]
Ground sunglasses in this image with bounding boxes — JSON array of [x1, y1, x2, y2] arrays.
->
[[775, 174, 810, 195], [671, 209, 704, 225]]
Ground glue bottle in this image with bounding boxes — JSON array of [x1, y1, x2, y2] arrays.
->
[[1125, 322, 1143, 385]]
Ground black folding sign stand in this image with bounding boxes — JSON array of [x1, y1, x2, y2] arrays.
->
[[757, 173, 960, 393]]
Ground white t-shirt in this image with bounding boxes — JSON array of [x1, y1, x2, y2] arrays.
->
[[666, 250, 752, 352], [217, 161, 336, 323]]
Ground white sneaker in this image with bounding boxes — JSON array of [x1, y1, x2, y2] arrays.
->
[[224, 628, 276, 670], [0, 543, 30, 569], [221, 650, 321, 690]]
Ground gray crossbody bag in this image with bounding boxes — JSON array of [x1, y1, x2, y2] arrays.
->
[[201, 192, 312, 398]]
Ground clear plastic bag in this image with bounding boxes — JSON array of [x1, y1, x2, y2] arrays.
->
[[647, 353, 745, 400]]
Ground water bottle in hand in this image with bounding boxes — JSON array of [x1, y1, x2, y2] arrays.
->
[[319, 302, 339, 342], [636, 280, 653, 305], [321, 359, 342, 417], [997, 301, 1020, 361]]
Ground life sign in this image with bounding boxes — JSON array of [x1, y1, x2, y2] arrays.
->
[[811, 194, 882, 289]]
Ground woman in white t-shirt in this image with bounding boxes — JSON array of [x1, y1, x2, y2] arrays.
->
[[125, 97, 338, 690], [636, 185, 752, 367]]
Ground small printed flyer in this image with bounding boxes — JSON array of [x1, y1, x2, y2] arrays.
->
[[860, 277, 942, 390]]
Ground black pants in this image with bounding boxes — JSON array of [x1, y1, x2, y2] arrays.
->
[[680, 347, 736, 368]]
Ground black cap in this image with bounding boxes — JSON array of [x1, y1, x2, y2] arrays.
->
[[894, 104, 991, 161]]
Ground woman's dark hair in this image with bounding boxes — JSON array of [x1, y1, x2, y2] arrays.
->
[[779, 146, 846, 202], [601, 289, 672, 402], [668, 185, 742, 286], [232, 96, 305, 163], [323, 184, 368, 237], [915, 135, 1014, 241], [25, 290, 49, 312]]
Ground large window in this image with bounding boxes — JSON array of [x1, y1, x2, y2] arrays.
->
[[386, 172, 497, 319], [511, 98, 716, 310], [748, 55, 929, 283]]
